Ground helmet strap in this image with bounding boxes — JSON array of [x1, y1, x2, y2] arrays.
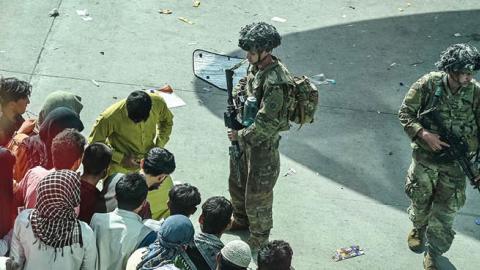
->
[[447, 72, 462, 93], [255, 50, 273, 69]]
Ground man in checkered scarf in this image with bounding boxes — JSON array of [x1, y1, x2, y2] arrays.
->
[[30, 169, 82, 250]]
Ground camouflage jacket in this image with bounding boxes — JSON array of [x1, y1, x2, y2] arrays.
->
[[234, 57, 294, 147], [399, 71, 480, 157]]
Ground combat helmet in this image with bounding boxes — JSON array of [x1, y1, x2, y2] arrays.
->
[[238, 22, 281, 52], [435, 43, 480, 73]]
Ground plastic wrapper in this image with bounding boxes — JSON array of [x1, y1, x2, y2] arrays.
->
[[332, 245, 365, 262]]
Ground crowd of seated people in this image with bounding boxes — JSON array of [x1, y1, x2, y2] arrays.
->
[[0, 77, 294, 270]]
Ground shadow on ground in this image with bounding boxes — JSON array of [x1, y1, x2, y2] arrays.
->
[[194, 10, 480, 243]]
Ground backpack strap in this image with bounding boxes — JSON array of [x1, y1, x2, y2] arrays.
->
[[418, 75, 444, 118]]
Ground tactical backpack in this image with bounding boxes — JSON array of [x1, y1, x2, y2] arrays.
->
[[287, 76, 319, 126]]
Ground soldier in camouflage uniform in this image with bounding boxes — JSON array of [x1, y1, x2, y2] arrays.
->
[[227, 22, 294, 249], [399, 43, 480, 270]]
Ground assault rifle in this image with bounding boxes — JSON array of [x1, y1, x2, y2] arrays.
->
[[224, 60, 247, 161], [419, 87, 480, 191]]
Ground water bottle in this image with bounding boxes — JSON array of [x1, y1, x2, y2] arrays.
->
[[242, 96, 258, 127]]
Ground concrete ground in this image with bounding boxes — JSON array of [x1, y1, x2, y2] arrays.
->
[[1, 0, 480, 269]]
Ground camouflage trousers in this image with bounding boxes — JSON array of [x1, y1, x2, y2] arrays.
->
[[228, 139, 280, 241], [405, 158, 467, 255]]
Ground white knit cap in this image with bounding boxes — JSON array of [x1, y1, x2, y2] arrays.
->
[[221, 240, 252, 268]]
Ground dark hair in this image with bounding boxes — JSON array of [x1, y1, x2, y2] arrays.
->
[[257, 240, 293, 270], [201, 196, 233, 234], [218, 254, 247, 270], [51, 128, 86, 169], [82, 143, 112, 175], [143, 147, 176, 176], [238, 22, 281, 52], [116, 173, 148, 211], [0, 77, 32, 106], [126, 91, 152, 123], [0, 148, 15, 237], [168, 183, 201, 216]]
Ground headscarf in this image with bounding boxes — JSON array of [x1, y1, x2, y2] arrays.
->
[[38, 91, 83, 125], [30, 170, 82, 250], [0, 147, 16, 237], [194, 233, 224, 269], [23, 107, 84, 171], [137, 215, 194, 270]]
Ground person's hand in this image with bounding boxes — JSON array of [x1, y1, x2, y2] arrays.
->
[[12, 180, 20, 193], [121, 154, 140, 169], [227, 129, 238, 142], [18, 119, 36, 134], [419, 129, 450, 152]]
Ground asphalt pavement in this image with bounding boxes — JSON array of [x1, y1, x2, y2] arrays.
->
[[1, 1, 479, 269]]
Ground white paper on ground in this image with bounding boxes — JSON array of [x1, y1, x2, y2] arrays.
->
[[76, 9, 89, 16], [146, 89, 186, 108], [271, 16, 287, 23]]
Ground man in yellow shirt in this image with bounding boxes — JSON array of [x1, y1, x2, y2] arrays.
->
[[89, 90, 174, 219]]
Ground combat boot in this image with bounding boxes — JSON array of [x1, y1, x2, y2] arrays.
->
[[228, 219, 249, 231], [423, 252, 438, 270], [407, 226, 426, 253]]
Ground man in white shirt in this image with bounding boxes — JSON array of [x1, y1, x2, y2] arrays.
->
[[10, 170, 97, 270], [101, 147, 175, 219], [91, 173, 157, 270]]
